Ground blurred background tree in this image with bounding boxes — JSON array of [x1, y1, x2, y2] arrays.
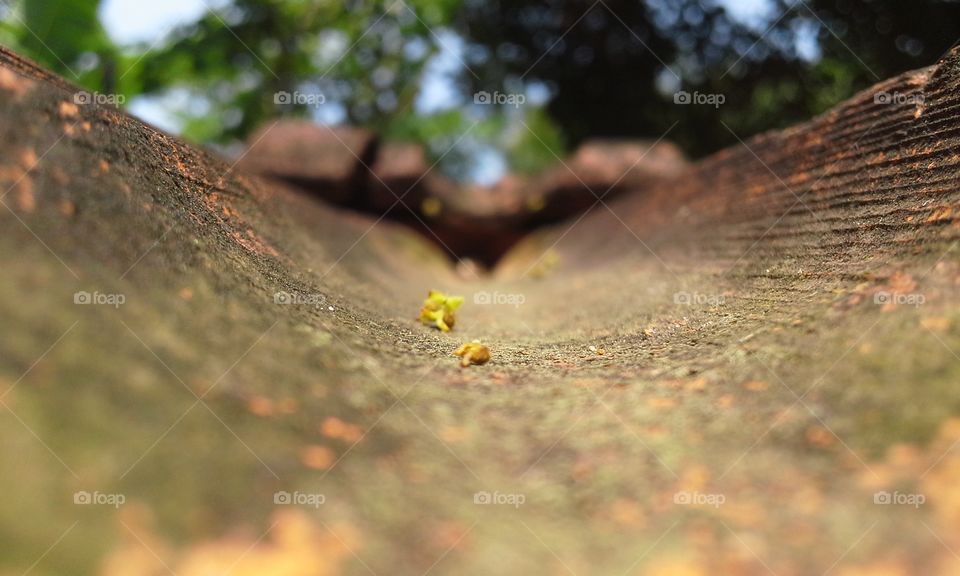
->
[[2, 0, 958, 182], [460, 0, 960, 157]]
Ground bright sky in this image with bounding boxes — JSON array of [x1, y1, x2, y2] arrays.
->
[[100, 0, 228, 44], [715, 0, 775, 27], [100, 0, 775, 43]]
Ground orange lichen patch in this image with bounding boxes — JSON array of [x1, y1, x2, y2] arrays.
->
[[299, 445, 336, 470], [0, 149, 40, 214], [607, 498, 646, 528], [234, 219, 269, 250], [99, 504, 174, 576], [746, 183, 766, 198], [175, 510, 358, 576], [785, 171, 812, 190], [643, 425, 669, 438], [178, 287, 194, 301], [921, 316, 951, 332], [231, 227, 281, 258], [58, 100, 79, 119], [887, 271, 918, 294], [853, 419, 960, 553], [161, 148, 194, 179], [642, 554, 706, 576], [98, 159, 111, 174], [938, 418, 960, 443], [835, 561, 909, 576], [925, 458, 960, 513], [867, 151, 887, 167], [647, 397, 677, 410], [439, 426, 469, 443], [18, 148, 37, 169], [0, 67, 32, 99], [675, 463, 712, 493], [743, 380, 769, 392], [58, 198, 76, 217], [205, 192, 241, 218], [887, 443, 924, 468], [247, 395, 275, 417], [925, 206, 954, 223], [321, 417, 364, 443], [805, 425, 835, 448], [859, 443, 926, 490], [0, 151, 39, 213], [202, 191, 281, 258], [15, 178, 34, 212], [922, 447, 960, 528], [935, 556, 960, 576], [685, 377, 708, 392]]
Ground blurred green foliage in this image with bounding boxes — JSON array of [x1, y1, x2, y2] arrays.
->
[[0, 0, 115, 88], [461, 0, 960, 158], [2, 0, 959, 180]]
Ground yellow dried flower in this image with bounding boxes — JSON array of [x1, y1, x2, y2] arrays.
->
[[419, 290, 464, 332], [453, 340, 491, 367]]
